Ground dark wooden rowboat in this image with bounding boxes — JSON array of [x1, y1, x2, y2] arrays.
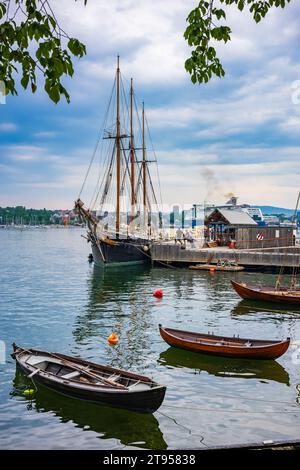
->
[[11, 344, 166, 413], [159, 325, 290, 360], [231, 280, 300, 305]]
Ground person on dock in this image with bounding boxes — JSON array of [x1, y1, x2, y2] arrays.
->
[[175, 228, 184, 245], [185, 230, 194, 248]]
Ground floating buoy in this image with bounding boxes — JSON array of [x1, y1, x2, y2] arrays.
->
[[153, 289, 163, 298], [209, 267, 215, 273], [108, 332, 119, 345], [23, 389, 35, 396]]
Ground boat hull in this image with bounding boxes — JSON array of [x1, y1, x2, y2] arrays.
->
[[159, 326, 290, 360], [231, 280, 300, 305], [91, 238, 150, 267], [13, 347, 166, 414]]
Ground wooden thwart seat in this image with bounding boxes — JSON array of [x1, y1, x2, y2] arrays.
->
[[61, 371, 80, 380], [108, 374, 121, 382]]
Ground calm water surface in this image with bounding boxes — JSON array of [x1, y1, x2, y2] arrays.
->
[[1, 228, 300, 449]]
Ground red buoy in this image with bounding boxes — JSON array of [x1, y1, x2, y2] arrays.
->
[[153, 289, 163, 298]]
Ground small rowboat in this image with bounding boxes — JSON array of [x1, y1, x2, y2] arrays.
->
[[159, 325, 290, 360], [231, 280, 300, 305], [11, 344, 166, 413], [189, 264, 244, 272]]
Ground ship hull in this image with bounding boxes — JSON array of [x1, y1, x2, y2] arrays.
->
[[91, 238, 151, 267]]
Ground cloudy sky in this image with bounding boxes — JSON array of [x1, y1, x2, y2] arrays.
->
[[0, 0, 300, 209]]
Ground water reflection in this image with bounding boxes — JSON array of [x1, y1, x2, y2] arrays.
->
[[12, 369, 167, 450], [159, 347, 290, 385], [72, 265, 154, 371], [231, 300, 300, 317]]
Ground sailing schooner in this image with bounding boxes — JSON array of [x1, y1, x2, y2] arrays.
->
[[75, 58, 163, 266]]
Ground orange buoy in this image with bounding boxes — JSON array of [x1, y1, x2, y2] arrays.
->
[[108, 332, 119, 345], [153, 289, 163, 298], [209, 267, 215, 273]]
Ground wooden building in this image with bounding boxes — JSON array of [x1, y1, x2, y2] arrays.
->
[[206, 209, 294, 249]]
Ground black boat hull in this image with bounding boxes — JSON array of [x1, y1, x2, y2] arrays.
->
[[92, 238, 151, 267], [16, 362, 166, 413]]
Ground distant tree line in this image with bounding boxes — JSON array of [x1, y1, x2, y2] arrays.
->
[[0, 206, 64, 225]]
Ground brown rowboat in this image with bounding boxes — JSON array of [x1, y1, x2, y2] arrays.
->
[[231, 280, 300, 305], [159, 325, 290, 360]]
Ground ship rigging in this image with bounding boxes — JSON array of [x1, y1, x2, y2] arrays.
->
[[75, 57, 163, 266]]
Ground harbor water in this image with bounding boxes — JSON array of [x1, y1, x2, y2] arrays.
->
[[0, 227, 300, 449]]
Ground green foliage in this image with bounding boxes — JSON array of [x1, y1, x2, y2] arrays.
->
[[184, 0, 293, 85], [0, 206, 53, 224], [0, 0, 87, 103], [0, 206, 79, 225]]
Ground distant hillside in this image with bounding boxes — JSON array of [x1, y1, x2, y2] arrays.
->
[[256, 206, 296, 216]]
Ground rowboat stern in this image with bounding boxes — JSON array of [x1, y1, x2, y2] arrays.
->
[[231, 280, 250, 299], [158, 324, 179, 350], [274, 337, 290, 359], [11, 342, 20, 359]]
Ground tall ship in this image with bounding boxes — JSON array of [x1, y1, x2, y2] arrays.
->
[[75, 58, 163, 267]]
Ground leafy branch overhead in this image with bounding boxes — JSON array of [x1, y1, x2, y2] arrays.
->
[[0, 0, 86, 103], [0, 1, 293, 103], [184, 0, 292, 85]]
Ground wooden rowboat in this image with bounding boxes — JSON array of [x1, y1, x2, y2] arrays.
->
[[159, 325, 290, 359], [189, 264, 244, 272], [231, 280, 300, 305], [11, 344, 166, 413]]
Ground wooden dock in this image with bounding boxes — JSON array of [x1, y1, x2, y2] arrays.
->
[[151, 244, 300, 269]]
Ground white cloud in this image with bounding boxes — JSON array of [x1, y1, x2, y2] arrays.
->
[[51, 0, 194, 87], [34, 131, 57, 139], [0, 122, 17, 132], [156, 145, 300, 207]]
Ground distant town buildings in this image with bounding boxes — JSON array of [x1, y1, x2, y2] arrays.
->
[[166, 196, 298, 230]]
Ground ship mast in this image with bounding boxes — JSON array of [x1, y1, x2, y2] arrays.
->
[[130, 78, 135, 228], [116, 56, 121, 237], [142, 102, 147, 231]]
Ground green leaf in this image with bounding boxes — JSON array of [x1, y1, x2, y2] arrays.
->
[[0, 2, 7, 20], [48, 83, 60, 104], [21, 75, 29, 89], [237, 0, 244, 12]]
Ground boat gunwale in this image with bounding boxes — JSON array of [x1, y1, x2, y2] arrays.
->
[[159, 325, 290, 350], [231, 280, 300, 299]]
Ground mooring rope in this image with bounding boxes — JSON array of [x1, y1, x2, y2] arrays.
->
[[157, 410, 208, 447]]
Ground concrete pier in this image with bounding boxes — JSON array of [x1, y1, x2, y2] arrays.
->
[[151, 243, 300, 268]]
